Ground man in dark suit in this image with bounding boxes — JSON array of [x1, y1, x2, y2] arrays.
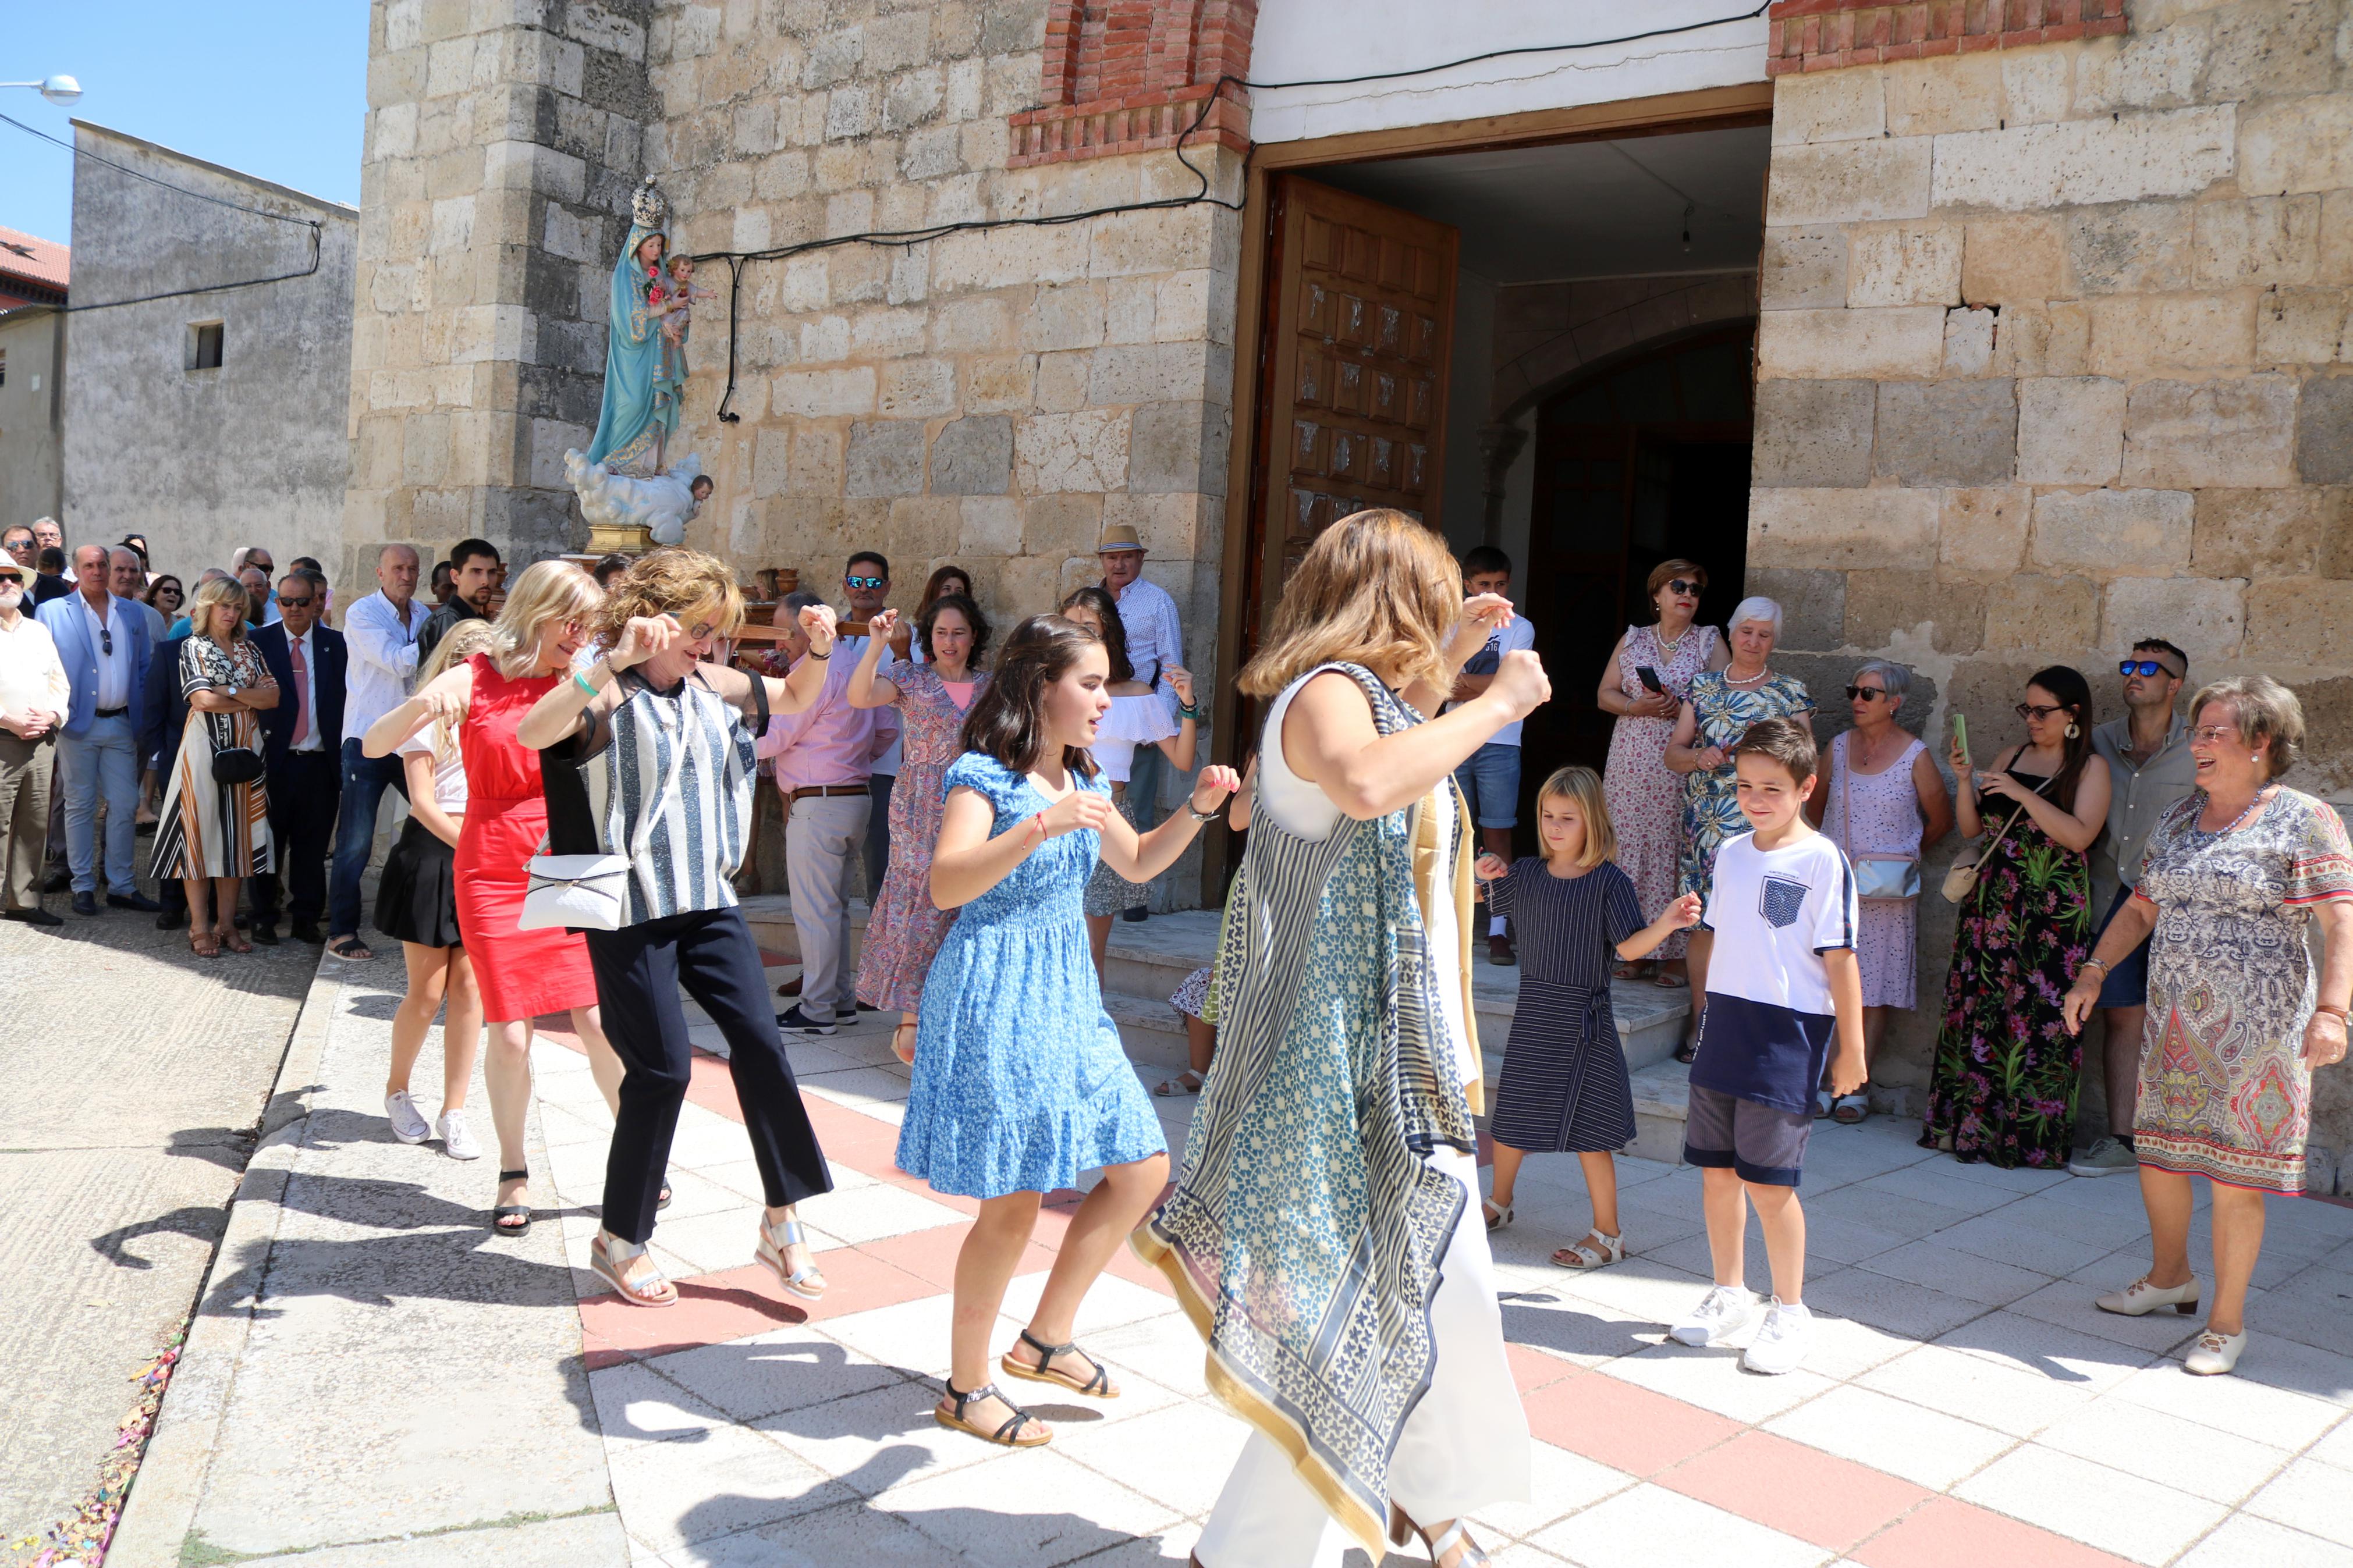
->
[[139, 631, 191, 930], [249, 573, 346, 944]]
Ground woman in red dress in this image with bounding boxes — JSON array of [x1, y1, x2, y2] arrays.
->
[[365, 560, 621, 1232]]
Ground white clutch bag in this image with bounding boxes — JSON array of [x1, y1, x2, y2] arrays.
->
[[519, 853, 630, 931]]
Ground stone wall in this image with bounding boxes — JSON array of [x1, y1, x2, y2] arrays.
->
[[341, 0, 659, 590], [641, 0, 1243, 754], [1750, 0, 2353, 1157], [61, 125, 357, 586], [0, 309, 65, 532]]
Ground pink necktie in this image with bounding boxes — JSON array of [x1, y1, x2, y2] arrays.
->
[[289, 638, 310, 747]]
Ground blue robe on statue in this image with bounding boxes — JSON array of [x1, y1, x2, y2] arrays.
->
[[586, 219, 675, 474]]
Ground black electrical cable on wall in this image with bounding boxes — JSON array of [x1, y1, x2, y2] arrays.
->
[[690, 2, 1776, 423], [0, 109, 325, 315]]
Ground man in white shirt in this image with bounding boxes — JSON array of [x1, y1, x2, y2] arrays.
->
[[1450, 546, 1538, 965], [1096, 520, 1186, 922], [0, 558, 69, 924], [329, 543, 430, 959], [250, 575, 347, 945], [38, 545, 159, 916]]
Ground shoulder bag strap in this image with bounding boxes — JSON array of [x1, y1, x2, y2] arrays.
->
[[748, 664, 770, 738]]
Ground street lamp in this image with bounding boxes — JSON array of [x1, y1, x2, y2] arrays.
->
[[0, 74, 83, 105]]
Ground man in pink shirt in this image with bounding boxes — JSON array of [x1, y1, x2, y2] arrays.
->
[[757, 592, 899, 1036]]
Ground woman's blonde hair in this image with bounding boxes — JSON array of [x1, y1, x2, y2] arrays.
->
[[1535, 765, 1616, 869], [2190, 674, 2305, 780], [490, 559, 600, 679], [1237, 509, 1463, 698], [186, 574, 250, 644], [418, 620, 498, 760], [592, 547, 745, 648]]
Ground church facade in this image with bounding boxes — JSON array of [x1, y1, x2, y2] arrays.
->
[[342, 0, 2353, 1154]]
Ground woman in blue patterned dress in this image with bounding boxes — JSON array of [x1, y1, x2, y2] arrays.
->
[[904, 613, 1238, 1449], [1665, 596, 1812, 1057]]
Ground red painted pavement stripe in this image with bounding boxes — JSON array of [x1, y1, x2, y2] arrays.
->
[[1659, 1430, 1933, 1554]]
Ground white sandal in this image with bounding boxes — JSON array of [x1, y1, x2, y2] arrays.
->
[[1390, 1505, 1490, 1567], [756, 1213, 828, 1300], [1550, 1230, 1624, 1271], [1481, 1198, 1513, 1231]]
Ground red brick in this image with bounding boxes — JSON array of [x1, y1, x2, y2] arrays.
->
[[1661, 1432, 1933, 1554]]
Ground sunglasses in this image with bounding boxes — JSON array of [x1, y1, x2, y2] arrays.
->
[[845, 575, 886, 591], [1663, 578, 1701, 597], [2015, 702, 2070, 722], [278, 596, 315, 610], [1845, 685, 1890, 701], [2119, 659, 2181, 679], [99, 625, 112, 656]]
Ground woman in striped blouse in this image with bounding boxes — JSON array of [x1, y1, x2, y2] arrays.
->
[[517, 550, 839, 1310]]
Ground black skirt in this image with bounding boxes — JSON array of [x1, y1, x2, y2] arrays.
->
[[375, 817, 462, 949]]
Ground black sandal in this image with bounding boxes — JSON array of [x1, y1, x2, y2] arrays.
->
[[1000, 1327, 1118, 1398], [934, 1381, 1050, 1448], [492, 1168, 532, 1234]]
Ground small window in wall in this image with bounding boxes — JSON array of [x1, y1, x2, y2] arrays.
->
[[189, 322, 225, 371], [0, 346, 8, 386]]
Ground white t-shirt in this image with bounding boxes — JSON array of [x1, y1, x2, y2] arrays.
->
[[397, 730, 468, 815], [1692, 828, 1858, 1114]]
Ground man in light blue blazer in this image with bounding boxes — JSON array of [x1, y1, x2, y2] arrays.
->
[[38, 545, 159, 916]]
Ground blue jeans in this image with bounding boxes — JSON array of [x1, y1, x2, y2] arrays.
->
[[59, 713, 140, 895], [1453, 742, 1522, 830], [329, 738, 410, 940]]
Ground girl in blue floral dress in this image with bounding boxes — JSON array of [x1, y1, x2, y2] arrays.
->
[[903, 613, 1238, 1449]]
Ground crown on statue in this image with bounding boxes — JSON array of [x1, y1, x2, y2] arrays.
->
[[632, 177, 668, 230]]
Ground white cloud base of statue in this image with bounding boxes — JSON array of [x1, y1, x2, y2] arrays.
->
[[565, 450, 705, 549]]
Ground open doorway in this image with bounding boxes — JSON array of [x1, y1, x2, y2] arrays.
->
[[1233, 118, 1769, 854]]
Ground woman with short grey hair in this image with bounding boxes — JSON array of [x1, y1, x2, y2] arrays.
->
[[2063, 674, 2353, 1377], [1807, 659, 1951, 1121], [1663, 596, 1812, 1057]]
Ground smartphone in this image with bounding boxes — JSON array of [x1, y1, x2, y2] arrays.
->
[[1952, 712, 1971, 767], [1636, 665, 1666, 694]]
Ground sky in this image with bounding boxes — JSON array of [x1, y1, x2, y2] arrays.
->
[[0, 2, 366, 248]]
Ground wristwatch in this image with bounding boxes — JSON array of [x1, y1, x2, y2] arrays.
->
[[1186, 803, 1222, 823]]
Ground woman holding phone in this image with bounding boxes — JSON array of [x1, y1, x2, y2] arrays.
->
[[1596, 560, 1726, 989]]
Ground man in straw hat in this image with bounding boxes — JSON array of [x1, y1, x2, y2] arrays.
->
[[1095, 520, 1185, 920]]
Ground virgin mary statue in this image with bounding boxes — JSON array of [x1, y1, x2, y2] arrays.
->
[[585, 180, 681, 477]]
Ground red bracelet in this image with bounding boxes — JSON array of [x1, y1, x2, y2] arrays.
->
[[1027, 811, 1046, 847]]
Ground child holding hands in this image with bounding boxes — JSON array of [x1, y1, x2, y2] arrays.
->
[[1669, 717, 1865, 1375], [1475, 766, 1702, 1271]]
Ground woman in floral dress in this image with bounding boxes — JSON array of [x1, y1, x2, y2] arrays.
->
[[850, 592, 991, 1065], [1663, 595, 1810, 1056], [1926, 666, 2110, 1169], [1596, 559, 1724, 986], [2063, 676, 2353, 1378]]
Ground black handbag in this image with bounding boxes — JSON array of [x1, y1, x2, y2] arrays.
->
[[212, 745, 265, 785]]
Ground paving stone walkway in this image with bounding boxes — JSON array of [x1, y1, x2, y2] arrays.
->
[[113, 954, 2353, 1567]]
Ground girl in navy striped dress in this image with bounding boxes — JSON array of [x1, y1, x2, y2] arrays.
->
[[1475, 766, 1701, 1271]]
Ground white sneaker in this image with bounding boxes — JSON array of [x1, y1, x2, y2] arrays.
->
[[1741, 1297, 1813, 1375], [385, 1090, 431, 1144], [438, 1110, 481, 1161], [1669, 1285, 1757, 1347]]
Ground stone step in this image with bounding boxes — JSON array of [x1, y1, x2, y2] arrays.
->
[[741, 891, 1694, 1094], [1627, 1059, 1692, 1167]]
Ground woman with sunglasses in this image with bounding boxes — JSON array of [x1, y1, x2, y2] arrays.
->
[[1926, 666, 2109, 1168], [364, 560, 627, 1234], [1805, 662, 1951, 1122], [1597, 560, 1727, 990]]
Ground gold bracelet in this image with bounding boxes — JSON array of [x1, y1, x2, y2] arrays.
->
[[2079, 957, 2110, 977]]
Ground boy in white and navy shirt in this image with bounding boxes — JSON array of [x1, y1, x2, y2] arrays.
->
[[1671, 717, 1864, 1375]]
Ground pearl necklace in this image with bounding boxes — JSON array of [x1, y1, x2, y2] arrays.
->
[[1723, 666, 1770, 687], [2191, 785, 2271, 841]]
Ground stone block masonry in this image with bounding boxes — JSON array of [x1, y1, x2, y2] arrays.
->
[[1749, 0, 2353, 1123]]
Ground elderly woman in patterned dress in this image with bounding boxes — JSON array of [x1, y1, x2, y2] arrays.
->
[[1596, 559, 1726, 989], [1663, 595, 1812, 1057], [2063, 675, 2353, 1378]]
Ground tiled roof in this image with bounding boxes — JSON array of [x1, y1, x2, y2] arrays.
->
[[0, 225, 69, 291]]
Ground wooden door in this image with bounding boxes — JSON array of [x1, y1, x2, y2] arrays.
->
[[1240, 176, 1459, 660]]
